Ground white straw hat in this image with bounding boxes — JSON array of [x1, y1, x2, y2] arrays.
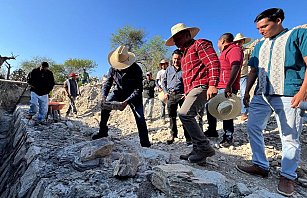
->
[[165, 23, 200, 46], [158, 91, 167, 103], [233, 33, 251, 44], [108, 45, 136, 70], [208, 93, 241, 120]]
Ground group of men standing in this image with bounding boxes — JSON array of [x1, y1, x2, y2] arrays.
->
[[25, 7, 306, 197]]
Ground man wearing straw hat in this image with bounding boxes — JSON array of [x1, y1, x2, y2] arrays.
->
[[92, 45, 151, 148], [205, 33, 243, 147], [156, 59, 169, 123], [233, 33, 252, 121], [165, 23, 220, 163], [235, 8, 307, 196]]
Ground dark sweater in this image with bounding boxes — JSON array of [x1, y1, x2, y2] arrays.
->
[[143, 79, 155, 98], [27, 67, 55, 96]]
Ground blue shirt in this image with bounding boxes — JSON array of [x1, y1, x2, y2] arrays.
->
[[249, 28, 307, 96], [162, 65, 184, 94]]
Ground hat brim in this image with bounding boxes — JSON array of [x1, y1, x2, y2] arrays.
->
[[234, 37, 251, 44], [108, 50, 136, 70], [208, 94, 241, 120], [158, 91, 167, 103], [165, 27, 200, 46]]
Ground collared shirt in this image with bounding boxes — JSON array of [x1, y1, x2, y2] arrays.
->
[[162, 65, 184, 94], [217, 43, 243, 90], [181, 39, 220, 94], [102, 62, 143, 102], [249, 28, 307, 96]]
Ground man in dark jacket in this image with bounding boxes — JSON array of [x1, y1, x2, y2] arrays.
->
[[26, 62, 55, 122], [92, 45, 151, 147], [143, 71, 155, 121]]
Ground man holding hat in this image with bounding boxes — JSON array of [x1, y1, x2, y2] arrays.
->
[[161, 49, 191, 145], [205, 33, 243, 147], [92, 45, 151, 148], [64, 72, 80, 117], [165, 23, 220, 163], [156, 59, 168, 122], [233, 33, 252, 121], [26, 62, 55, 123]]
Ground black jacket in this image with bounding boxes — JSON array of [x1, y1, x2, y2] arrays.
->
[[143, 79, 155, 98], [102, 63, 143, 102], [27, 67, 55, 96]]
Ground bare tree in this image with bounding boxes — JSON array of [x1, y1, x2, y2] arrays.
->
[[0, 53, 18, 79]]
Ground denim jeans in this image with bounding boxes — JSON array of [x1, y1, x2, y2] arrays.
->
[[28, 91, 49, 121], [99, 91, 150, 145], [247, 94, 302, 180], [240, 77, 248, 114], [206, 89, 237, 136], [167, 93, 191, 141], [178, 86, 211, 150], [143, 97, 154, 119]]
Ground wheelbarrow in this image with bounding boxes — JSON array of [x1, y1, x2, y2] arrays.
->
[[47, 102, 66, 121]]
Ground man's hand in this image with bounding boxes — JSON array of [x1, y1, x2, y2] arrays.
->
[[119, 101, 128, 111], [224, 85, 232, 98], [207, 86, 218, 100], [243, 93, 250, 108], [291, 90, 306, 108]]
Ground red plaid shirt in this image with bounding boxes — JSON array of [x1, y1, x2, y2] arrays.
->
[[181, 39, 220, 94]]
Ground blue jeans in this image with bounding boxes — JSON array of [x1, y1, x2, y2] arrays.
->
[[247, 94, 302, 180], [143, 97, 154, 119], [28, 91, 49, 121], [99, 91, 150, 145]]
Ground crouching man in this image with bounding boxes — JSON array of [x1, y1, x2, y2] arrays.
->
[[92, 45, 151, 147]]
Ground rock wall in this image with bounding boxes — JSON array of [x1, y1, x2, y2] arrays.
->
[[0, 79, 29, 112]]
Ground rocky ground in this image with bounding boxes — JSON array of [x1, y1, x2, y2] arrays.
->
[[50, 83, 307, 197]]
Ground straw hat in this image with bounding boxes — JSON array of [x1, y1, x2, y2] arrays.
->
[[160, 59, 169, 64], [208, 93, 241, 120], [158, 91, 167, 103], [233, 33, 251, 44], [165, 23, 200, 46], [108, 45, 136, 70]]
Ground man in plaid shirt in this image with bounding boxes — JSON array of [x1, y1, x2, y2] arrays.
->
[[166, 23, 220, 163]]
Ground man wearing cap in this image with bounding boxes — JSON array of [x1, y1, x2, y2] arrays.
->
[[92, 45, 151, 148], [233, 33, 252, 121], [205, 33, 243, 147], [235, 8, 307, 196], [156, 59, 168, 123], [165, 23, 220, 163], [143, 71, 155, 122], [26, 62, 55, 123], [64, 73, 80, 117], [162, 49, 192, 145]]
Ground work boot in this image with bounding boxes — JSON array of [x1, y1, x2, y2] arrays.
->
[[236, 164, 269, 178], [188, 147, 215, 163], [179, 150, 196, 160], [277, 176, 295, 197], [220, 134, 233, 147], [92, 132, 108, 140], [204, 129, 219, 137], [166, 135, 175, 145]]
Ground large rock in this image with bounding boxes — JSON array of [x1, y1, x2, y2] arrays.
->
[[113, 153, 139, 177], [80, 138, 114, 162], [245, 189, 286, 198], [151, 164, 219, 197]]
